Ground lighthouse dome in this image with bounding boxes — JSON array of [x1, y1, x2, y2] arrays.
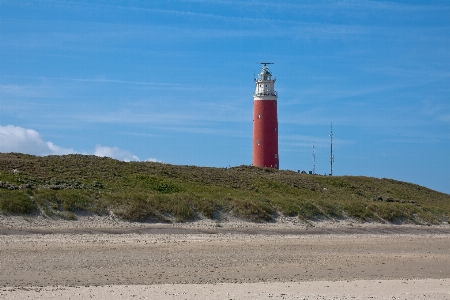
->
[[258, 66, 273, 81]]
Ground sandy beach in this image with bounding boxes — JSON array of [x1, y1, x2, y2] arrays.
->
[[1, 215, 449, 299]]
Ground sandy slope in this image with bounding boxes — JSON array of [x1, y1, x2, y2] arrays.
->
[[1, 215, 449, 299]]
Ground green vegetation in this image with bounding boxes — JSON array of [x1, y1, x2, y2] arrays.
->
[[0, 153, 449, 224], [0, 189, 37, 214]]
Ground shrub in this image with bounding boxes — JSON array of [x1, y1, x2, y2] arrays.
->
[[297, 201, 321, 220], [316, 200, 344, 219], [127, 174, 181, 193], [229, 198, 274, 222], [33, 189, 60, 216], [0, 190, 37, 214], [194, 198, 219, 219], [148, 194, 196, 221], [113, 194, 157, 221], [58, 190, 91, 212], [343, 201, 375, 221]]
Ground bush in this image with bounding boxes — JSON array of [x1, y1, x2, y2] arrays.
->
[[113, 194, 157, 221], [58, 190, 91, 212], [192, 198, 221, 219], [33, 189, 59, 216], [148, 194, 196, 221], [0, 190, 37, 214], [344, 201, 375, 221], [316, 200, 344, 219], [127, 174, 181, 193], [229, 198, 274, 222], [297, 201, 321, 220]]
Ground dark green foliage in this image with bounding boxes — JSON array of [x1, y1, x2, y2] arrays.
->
[[111, 194, 159, 221], [315, 200, 344, 219], [59, 190, 92, 212], [297, 201, 322, 220], [126, 174, 181, 193], [109, 193, 196, 222], [0, 189, 37, 214], [34, 189, 106, 217], [190, 198, 221, 219], [0, 153, 449, 224], [343, 201, 375, 221], [272, 198, 300, 217], [33, 189, 60, 216], [229, 198, 275, 222]]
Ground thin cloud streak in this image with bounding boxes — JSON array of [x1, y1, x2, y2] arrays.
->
[[161, 126, 248, 138], [74, 101, 249, 126], [281, 134, 354, 148], [46, 0, 450, 23], [183, 0, 450, 12], [6, 1, 449, 39], [1, 76, 205, 88], [5, 11, 425, 49]]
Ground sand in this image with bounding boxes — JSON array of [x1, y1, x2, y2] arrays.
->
[[1, 215, 449, 299]]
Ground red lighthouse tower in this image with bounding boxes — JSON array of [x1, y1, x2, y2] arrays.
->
[[252, 63, 278, 169]]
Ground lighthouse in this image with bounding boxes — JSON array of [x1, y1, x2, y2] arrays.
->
[[252, 63, 279, 169]]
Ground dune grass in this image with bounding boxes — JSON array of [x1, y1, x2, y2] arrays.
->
[[0, 189, 37, 214], [0, 153, 449, 224]]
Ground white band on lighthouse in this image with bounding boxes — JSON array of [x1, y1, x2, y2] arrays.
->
[[253, 63, 277, 100]]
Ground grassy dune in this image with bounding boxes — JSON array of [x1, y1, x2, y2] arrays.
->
[[0, 153, 449, 224]]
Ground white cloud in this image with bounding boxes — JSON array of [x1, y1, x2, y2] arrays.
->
[[0, 125, 75, 155], [0, 125, 154, 162], [46, 142, 77, 155], [145, 157, 162, 163], [94, 145, 140, 162]]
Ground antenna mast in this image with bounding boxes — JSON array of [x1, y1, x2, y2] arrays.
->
[[312, 143, 316, 175], [330, 123, 334, 176], [259, 62, 274, 66]]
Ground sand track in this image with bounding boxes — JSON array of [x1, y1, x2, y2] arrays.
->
[[1, 224, 450, 236]]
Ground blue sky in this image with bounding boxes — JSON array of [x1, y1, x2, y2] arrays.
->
[[1, 0, 449, 194]]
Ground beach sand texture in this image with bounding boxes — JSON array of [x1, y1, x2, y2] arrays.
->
[[1, 216, 449, 299]]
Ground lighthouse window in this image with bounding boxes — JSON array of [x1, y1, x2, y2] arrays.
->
[[274, 127, 277, 132], [258, 114, 260, 119], [275, 154, 277, 158], [257, 140, 260, 145]]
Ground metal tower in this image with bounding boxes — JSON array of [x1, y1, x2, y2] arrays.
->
[[312, 143, 316, 175]]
